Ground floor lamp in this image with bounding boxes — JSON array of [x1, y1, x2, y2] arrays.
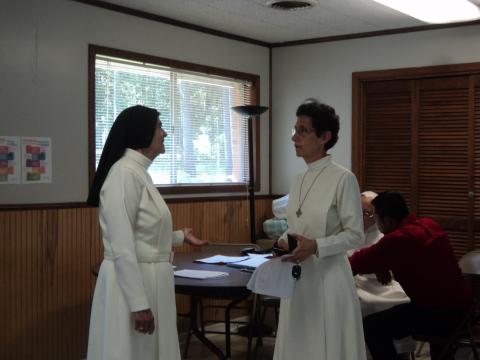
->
[[232, 105, 268, 243]]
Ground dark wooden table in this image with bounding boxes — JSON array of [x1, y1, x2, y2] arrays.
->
[[174, 244, 258, 359], [92, 244, 259, 359]]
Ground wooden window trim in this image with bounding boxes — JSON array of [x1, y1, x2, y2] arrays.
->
[[88, 44, 261, 196]]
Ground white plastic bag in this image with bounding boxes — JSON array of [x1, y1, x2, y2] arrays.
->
[[272, 194, 289, 219]]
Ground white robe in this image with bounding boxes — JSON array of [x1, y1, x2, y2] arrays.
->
[[274, 156, 367, 360], [348, 226, 410, 317], [87, 149, 183, 360]]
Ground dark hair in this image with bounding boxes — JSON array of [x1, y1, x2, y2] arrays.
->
[[296, 98, 339, 150], [371, 191, 410, 221], [87, 105, 159, 206]]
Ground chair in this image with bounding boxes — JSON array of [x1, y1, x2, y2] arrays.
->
[[182, 243, 261, 359], [412, 274, 480, 360], [251, 295, 280, 359]]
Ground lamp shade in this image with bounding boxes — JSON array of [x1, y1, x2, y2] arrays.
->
[[231, 105, 268, 117], [459, 250, 480, 274]]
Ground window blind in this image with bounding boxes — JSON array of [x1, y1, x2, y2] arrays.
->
[[95, 54, 252, 187]]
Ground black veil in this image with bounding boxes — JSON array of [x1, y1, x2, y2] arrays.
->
[[87, 105, 159, 206]]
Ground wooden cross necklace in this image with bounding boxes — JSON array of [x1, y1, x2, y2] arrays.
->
[[296, 167, 326, 217]]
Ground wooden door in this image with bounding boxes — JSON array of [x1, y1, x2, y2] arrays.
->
[[353, 65, 480, 256], [417, 76, 470, 256], [474, 76, 480, 250], [361, 80, 414, 205]]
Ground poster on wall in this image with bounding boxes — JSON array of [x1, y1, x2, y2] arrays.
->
[[0, 136, 21, 184], [21, 137, 52, 184]]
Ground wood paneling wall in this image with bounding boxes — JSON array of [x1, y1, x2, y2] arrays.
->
[[0, 197, 274, 360]]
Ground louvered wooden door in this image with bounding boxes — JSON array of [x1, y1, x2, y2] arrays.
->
[[354, 68, 480, 256], [362, 80, 414, 206], [474, 76, 480, 250], [417, 76, 470, 256]]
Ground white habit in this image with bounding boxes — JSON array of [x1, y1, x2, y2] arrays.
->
[[87, 149, 183, 360], [274, 156, 367, 360]]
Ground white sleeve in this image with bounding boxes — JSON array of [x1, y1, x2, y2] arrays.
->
[[100, 167, 149, 312], [172, 230, 185, 246], [315, 172, 365, 258]]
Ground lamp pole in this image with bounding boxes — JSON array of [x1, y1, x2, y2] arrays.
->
[[232, 105, 268, 243]]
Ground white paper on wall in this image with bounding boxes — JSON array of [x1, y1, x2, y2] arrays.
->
[[0, 136, 21, 184], [21, 137, 52, 184]]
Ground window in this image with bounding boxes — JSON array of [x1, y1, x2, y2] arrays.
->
[[89, 45, 260, 194]]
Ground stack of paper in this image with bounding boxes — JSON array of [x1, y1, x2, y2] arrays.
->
[[194, 255, 249, 264], [247, 257, 296, 299], [227, 254, 271, 270], [174, 269, 229, 279]]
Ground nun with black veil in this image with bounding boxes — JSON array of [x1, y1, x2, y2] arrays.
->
[[86, 105, 207, 360]]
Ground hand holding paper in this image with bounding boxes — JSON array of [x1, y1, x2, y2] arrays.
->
[[247, 257, 296, 299]]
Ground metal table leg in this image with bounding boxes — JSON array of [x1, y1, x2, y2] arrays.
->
[[188, 295, 227, 360]]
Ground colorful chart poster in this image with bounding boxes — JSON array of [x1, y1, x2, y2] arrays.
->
[[21, 137, 52, 184], [0, 136, 21, 184]]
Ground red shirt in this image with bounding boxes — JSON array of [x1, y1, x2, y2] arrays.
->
[[349, 214, 472, 309]]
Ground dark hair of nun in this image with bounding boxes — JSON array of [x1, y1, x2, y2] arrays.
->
[[296, 98, 339, 151], [87, 105, 159, 207]]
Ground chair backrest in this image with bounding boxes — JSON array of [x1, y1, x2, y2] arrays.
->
[[465, 274, 480, 303]]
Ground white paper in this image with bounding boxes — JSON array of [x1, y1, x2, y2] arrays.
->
[[227, 254, 271, 270], [195, 255, 249, 264], [174, 269, 229, 279], [247, 257, 296, 299], [21, 137, 52, 183]]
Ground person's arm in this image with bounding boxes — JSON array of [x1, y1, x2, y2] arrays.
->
[[314, 172, 365, 258], [172, 230, 185, 246], [172, 228, 208, 247], [100, 167, 149, 312], [349, 233, 398, 275]]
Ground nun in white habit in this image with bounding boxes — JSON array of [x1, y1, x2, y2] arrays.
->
[[86, 105, 207, 360], [274, 99, 366, 360]]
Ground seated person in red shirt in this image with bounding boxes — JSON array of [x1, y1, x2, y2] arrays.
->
[[349, 191, 472, 360]]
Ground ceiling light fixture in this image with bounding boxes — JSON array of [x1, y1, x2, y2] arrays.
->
[[372, 0, 480, 23], [267, 0, 317, 11]]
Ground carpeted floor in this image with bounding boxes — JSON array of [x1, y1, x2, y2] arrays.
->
[[180, 323, 435, 360]]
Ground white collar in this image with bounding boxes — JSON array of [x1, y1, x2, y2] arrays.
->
[[124, 148, 152, 170]]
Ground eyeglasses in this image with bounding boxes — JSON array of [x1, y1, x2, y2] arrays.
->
[[362, 209, 374, 219], [291, 126, 315, 137], [292, 264, 302, 280]]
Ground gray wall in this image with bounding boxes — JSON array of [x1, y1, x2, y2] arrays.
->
[[271, 25, 480, 194], [0, 0, 270, 204], [3, 0, 480, 202]]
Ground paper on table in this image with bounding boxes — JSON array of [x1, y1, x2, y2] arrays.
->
[[174, 269, 229, 279], [247, 257, 296, 299], [227, 254, 271, 270], [194, 255, 249, 264]]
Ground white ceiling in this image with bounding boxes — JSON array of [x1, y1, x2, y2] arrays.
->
[[96, 0, 480, 44]]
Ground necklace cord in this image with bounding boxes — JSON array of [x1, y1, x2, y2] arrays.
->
[[297, 167, 326, 216]]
